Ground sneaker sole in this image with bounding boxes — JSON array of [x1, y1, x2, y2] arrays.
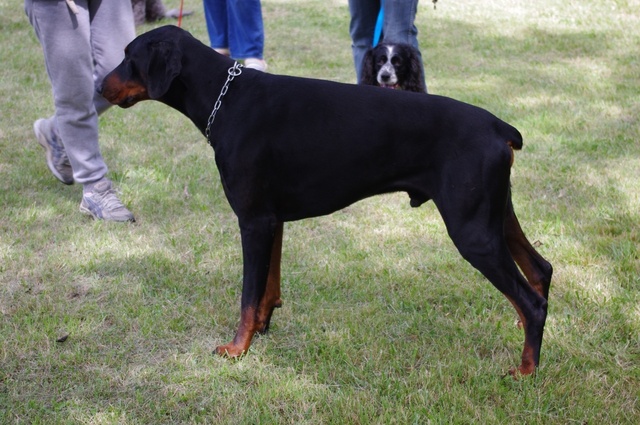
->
[[33, 119, 74, 185], [79, 203, 97, 219]]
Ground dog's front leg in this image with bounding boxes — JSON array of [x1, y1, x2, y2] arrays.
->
[[257, 222, 283, 334], [216, 219, 281, 357]]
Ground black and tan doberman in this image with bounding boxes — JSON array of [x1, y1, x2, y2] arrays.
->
[[100, 26, 552, 376]]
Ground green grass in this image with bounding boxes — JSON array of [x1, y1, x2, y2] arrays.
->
[[1, 0, 639, 423]]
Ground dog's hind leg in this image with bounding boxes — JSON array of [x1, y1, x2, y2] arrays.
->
[[216, 219, 282, 357], [437, 198, 548, 376], [453, 227, 547, 375], [504, 197, 553, 300]]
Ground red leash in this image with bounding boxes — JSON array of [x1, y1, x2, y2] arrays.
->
[[177, 0, 185, 27]]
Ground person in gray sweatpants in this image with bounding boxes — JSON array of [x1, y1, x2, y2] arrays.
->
[[25, 0, 136, 222]]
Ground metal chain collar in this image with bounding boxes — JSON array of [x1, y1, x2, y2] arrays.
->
[[205, 61, 243, 146]]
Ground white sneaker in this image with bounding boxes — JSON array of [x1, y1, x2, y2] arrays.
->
[[244, 58, 268, 72], [33, 118, 74, 185], [80, 179, 135, 222]]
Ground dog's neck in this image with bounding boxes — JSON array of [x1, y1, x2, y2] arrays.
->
[[205, 61, 243, 145], [160, 38, 240, 138]]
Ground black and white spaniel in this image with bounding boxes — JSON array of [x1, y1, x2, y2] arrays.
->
[[360, 42, 426, 93]]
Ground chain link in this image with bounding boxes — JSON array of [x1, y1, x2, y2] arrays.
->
[[205, 62, 243, 146]]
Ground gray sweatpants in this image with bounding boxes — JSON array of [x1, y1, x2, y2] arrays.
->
[[24, 0, 135, 184]]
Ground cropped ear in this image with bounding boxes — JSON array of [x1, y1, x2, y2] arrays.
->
[[359, 48, 377, 85], [146, 40, 182, 99]]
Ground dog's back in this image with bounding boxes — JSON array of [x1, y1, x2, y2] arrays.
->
[[212, 73, 521, 220]]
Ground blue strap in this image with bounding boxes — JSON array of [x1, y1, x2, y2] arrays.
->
[[373, 0, 384, 46]]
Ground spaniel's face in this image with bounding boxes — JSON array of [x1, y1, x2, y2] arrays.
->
[[361, 42, 426, 93]]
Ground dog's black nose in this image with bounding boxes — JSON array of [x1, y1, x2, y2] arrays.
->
[[380, 74, 391, 82]]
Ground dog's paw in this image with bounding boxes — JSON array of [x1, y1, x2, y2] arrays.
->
[[215, 343, 246, 358]]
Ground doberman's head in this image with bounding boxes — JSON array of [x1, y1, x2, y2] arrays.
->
[[99, 25, 189, 108]]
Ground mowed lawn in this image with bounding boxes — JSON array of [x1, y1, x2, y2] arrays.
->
[[0, 0, 638, 423]]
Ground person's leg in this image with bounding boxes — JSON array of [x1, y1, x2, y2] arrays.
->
[[88, 0, 136, 116], [382, 0, 426, 88], [348, 0, 381, 83], [227, 0, 265, 60], [25, 0, 105, 184], [203, 0, 229, 53], [25, 0, 135, 221], [132, 0, 145, 26], [381, 0, 420, 47], [83, 0, 136, 222]]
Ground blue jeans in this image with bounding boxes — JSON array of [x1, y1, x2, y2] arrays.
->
[[348, 0, 424, 85], [203, 0, 265, 59]]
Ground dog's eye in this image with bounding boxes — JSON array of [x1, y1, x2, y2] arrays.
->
[[391, 56, 402, 66], [377, 55, 388, 65]]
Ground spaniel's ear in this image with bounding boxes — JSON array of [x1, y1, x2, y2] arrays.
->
[[406, 47, 427, 93], [359, 48, 378, 85], [146, 40, 182, 99]]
